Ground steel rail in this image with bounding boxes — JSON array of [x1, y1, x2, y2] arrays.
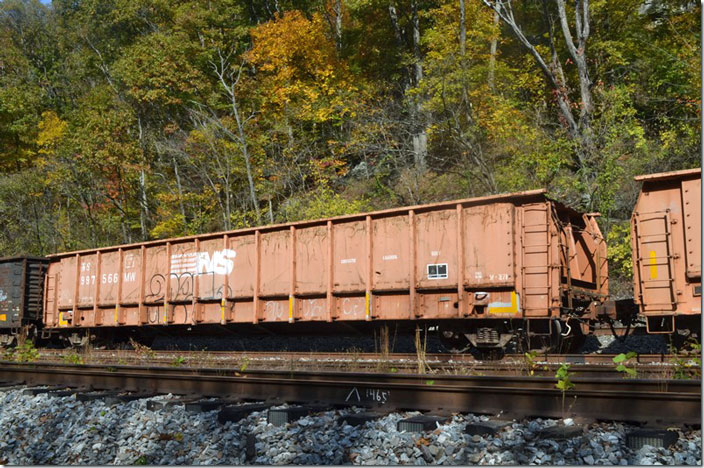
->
[[36, 349, 678, 365], [0, 362, 699, 424], [31, 349, 695, 378], [27, 357, 693, 379]]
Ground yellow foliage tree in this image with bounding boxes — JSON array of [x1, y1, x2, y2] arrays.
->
[[245, 10, 361, 124], [36, 111, 67, 161]]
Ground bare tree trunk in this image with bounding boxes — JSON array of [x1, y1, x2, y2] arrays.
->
[[334, 0, 343, 51], [30, 200, 44, 255], [213, 51, 262, 224], [135, 114, 151, 241], [488, 10, 499, 91], [411, 0, 423, 86], [285, 115, 295, 147], [247, 0, 260, 24], [556, 0, 592, 134], [388, 3, 412, 92], [482, 0, 584, 162], [482, 0, 595, 207], [411, 0, 427, 170], [172, 155, 186, 220], [459, 0, 466, 56], [388, 3, 413, 93], [86, 35, 152, 239], [139, 169, 148, 240], [231, 98, 260, 224], [388, 5, 404, 50], [388, 1, 427, 170]]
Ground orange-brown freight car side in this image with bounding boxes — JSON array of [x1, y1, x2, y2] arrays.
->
[[631, 168, 701, 337], [43, 189, 607, 351]]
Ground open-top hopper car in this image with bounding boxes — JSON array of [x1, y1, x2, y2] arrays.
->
[[39, 189, 608, 353]]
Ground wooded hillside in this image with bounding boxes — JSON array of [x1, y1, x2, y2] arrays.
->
[[0, 0, 699, 293]]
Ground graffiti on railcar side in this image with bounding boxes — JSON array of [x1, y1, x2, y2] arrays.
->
[[143, 269, 235, 324], [264, 300, 284, 320], [145, 273, 166, 302], [145, 272, 194, 324], [302, 298, 324, 319], [215, 284, 233, 301], [146, 306, 161, 324], [173, 273, 194, 302], [199, 271, 233, 300], [341, 297, 359, 316], [145, 272, 193, 302]]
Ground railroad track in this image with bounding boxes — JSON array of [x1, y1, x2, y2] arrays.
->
[[29, 348, 696, 378], [36, 348, 680, 364], [0, 361, 699, 425]]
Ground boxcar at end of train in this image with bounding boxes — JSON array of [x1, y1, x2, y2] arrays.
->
[[0, 256, 50, 346]]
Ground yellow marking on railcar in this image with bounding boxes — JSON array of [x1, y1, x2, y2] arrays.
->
[[0, 314, 6, 321], [488, 291, 520, 314], [649, 250, 658, 279], [58, 312, 68, 326], [288, 295, 294, 323], [365, 292, 371, 321]]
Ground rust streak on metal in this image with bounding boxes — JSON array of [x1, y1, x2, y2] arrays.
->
[[326, 220, 334, 322], [72, 253, 79, 327], [409, 210, 416, 319], [138, 245, 147, 325], [253, 230, 261, 325], [93, 251, 101, 326], [456, 204, 464, 318], [290, 226, 296, 323], [365, 215, 372, 321], [116, 248, 123, 325]]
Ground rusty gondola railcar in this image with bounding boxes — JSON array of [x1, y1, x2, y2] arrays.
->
[[43, 189, 608, 351], [631, 168, 701, 340], [0, 256, 50, 346]]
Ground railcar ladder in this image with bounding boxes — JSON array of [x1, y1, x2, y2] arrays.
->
[[633, 211, 676, 311], [44, 274, 56, 326], [521, 205, 552, 316]]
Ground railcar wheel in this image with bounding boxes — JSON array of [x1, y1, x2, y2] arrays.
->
[[438, 327, 471, 353], [522, 319, 566, 353]]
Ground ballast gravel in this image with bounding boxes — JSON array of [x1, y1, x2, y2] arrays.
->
[[0, 389, 700, 465]]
